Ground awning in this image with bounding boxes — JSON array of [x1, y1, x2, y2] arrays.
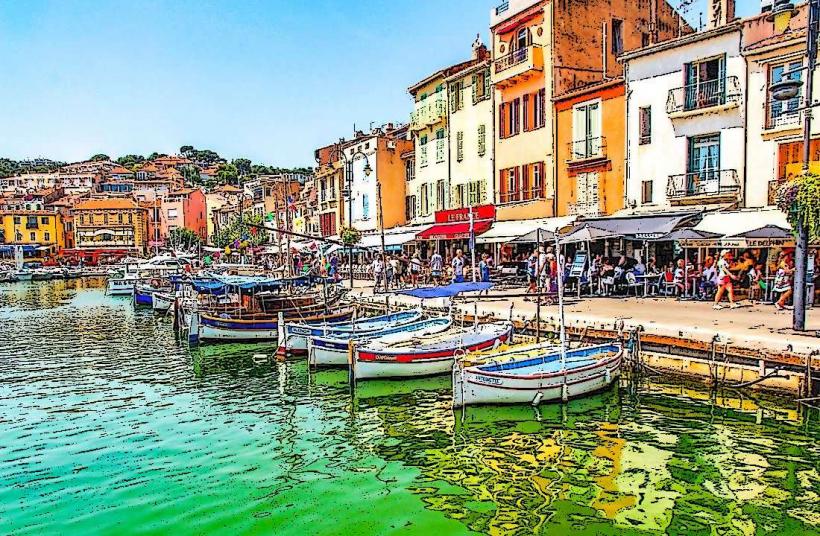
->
[[694, 208, 790, 238], [510, 228, 556, 244], [560, 224, 622, 244], [416, 219, 493, 240], [476, 216, 576, 244], [578, 212, 699, 240]]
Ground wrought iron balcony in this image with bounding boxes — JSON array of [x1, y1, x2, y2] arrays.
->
[[568, 136, 607, 162], [666, 76, 742, 115], [667, 169, 740, 202], [493, 44, 543, 86], [765, 108, 802, 130]]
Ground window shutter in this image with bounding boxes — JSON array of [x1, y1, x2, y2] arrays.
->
[[449, 84, 457, 112], [471, 73, 478, 104], [513, 98, 521, 135], [457, 131, 464, 162], [499, 103, 506, 138], [483, 70, 490, 99], [478, 179, 487, 204], [478, 124, 486, 156], [523, 94, 530, 131]]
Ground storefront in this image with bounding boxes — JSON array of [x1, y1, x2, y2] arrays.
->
[[415, 205, 495, 258]]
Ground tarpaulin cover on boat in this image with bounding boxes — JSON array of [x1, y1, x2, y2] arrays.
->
[[398, 282, 493, 299], [190, 275, 316, 294]]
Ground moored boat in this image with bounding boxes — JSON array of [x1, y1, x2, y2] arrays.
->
[[352, 321, 514, 381], [134, 284, 155, 306], [308, 316, 453, 367], [452, 343, 622, 408], [279, 309, 423, 356], [198, 307, 354, 342], [152, 291, 174, 313]]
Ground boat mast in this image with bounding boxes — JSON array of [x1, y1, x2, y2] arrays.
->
[[554, 233, 567, 367]]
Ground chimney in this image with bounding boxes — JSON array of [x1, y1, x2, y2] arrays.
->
[[706, 0, 735, 29], [471, 34, 488, 60]]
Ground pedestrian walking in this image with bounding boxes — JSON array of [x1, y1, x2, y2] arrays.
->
[[452, 249, 466, 283], [372, 255, 384, 292], [713, 250, 740, 309], [774, 257, 795, 311], [430, 251, 443, 286], [410, 252, 422, 287]]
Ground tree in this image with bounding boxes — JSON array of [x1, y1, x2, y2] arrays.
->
[[90, 153, 110, 162], [216, 162, 239, 185], [211, 213, 266, 249], [168, 227, 202, 251], [147, 152, 167, 161], [180, 164, 200, 186], [233, 158, 252, 178], [179, 145, 194, 158], [116, 154, 145, 170]]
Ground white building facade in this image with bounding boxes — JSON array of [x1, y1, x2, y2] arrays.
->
[[446, 57, 495, 210], [624, 24, 747, 212]]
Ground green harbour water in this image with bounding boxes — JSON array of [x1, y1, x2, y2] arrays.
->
[[2, 279, 820, 535]]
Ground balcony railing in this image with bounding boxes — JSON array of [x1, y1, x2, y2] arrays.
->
[[568, 136, 607, 161], [410, 95, 447, 131], [666, 76, 742, 115], [495, 47, 529, 74], [499, 187, 546, 204], [766, 108, 802, 130], [667, 169, 740, 200]]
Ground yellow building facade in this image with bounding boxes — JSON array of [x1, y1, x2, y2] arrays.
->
[[0, 210, 65, 255], [71, 198, 149, 253]]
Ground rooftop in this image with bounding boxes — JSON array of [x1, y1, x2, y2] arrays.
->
[[73, 198, 142, 211]]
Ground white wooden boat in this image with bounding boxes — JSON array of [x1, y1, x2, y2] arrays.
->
[[452, 343, 622, 408], [152, 291, 174, 313], [308, 316, 453, 367], [352, 321, 514, 380], [198, 308, 354, 342], [107, 273, 138, 295], [279, 309, 423, 356], [13, 269, 32, 282]]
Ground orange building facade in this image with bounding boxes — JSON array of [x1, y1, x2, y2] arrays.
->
[[554, 79, 625, 218], [490, 0, 688, 222]]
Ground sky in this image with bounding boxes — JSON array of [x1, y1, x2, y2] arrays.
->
[[0, 0, 760, 168]]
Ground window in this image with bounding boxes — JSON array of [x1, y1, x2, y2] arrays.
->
[[436, 130, 446, 163], [405, 159, 415, 182], [574, 172, 600, 216], [104, 213, 109, 224], [500, 166, 520, 203], [420, 135, 428, 167], [449, 80, 464, 112], [436, 179, 446, 210], [684, 56, 726, 110], [473, 70, 489, 103], [168, 208, 178, 219], [639, 106, 652, 145], [13, 216, 20, 224], [405, 195, 417, 221], [641, 32, 650, 48], [44, 232, 50, 242], [478, 124, 487, 156], [611, 19, 623, 56], [29, 232, 35, 241], [687, 134, 721, 193], [499, 98, 521, 138], [641, 180, 654, 204], [362, 194, 370, 219], [456, 131, 464, 162], [79, 214, 84, 225], [40, 216, 48, 224], [455, 184, 466, 209], [768, 61, 803, 128], [128, 213, 133, 224], [515, 27, 529, 50], [523, 90, 546, 132], [572, 100, 602, 159], [15, 231, 22, 241], [420, 183, 430, 216], [467, 181, 481, 206]]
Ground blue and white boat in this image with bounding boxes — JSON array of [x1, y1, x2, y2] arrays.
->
[[278, 309, 423, 356], [134, 284, 155, 306], [198, 307, 354, 342], [309, 316, 453, 367], [452, 343, 622, 407]]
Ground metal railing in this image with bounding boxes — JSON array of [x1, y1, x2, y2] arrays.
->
[[499, 187, 546, 204], [495, 1, 510, 15], [568, 136, 606, 161], [766, 108, 802, 130], [666, 76, 742, 114], [410, 94, 447, 130], [495, 46, 529, 74], [666, 169, 740, 199]]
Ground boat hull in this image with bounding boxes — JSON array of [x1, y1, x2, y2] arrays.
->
[[134, 287, 154, 306], [152, 292, 173, 312], [107, 283, 135, 296], [354, 323, 513, 380], [453, 344, 622, 407], [198, 309, 354, 342]]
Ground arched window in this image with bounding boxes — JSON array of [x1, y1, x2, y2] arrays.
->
[[516, 27, 529, 50]]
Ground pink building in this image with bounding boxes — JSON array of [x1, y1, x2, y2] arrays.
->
[[163, 188, 207, 241]]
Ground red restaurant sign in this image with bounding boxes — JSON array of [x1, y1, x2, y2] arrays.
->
[[434, 204, 496, 224]]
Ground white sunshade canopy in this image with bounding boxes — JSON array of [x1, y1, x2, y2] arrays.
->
[[476, 216, 576, 244]]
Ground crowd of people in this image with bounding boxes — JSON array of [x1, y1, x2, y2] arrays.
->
[[368, 249, 494, 292]]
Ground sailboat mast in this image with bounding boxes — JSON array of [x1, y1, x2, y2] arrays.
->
[[554, 233, 567, 366]]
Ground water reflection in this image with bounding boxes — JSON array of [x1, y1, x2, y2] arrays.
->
[[1, 280, 818, 535]]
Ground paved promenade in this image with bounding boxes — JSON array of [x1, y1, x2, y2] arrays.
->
[[346, 283, 820, 355]]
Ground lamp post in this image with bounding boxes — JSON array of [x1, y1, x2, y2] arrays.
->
[[328, 141, 372, 289], [768, 0, 818, 331]]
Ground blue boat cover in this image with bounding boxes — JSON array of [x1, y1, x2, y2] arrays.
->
[[398, 282, 493, 299]]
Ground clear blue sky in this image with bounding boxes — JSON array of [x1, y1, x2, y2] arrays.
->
[[0, 0, 759, 168]]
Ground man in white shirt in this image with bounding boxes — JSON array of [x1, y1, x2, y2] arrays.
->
[[452, 249, 465, 283], [372, 256, 384, 292]]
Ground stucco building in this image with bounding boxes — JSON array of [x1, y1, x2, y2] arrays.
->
[[71, 198, 149, 253]]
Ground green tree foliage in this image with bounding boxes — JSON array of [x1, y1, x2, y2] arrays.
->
[[211, 213, 266, 248], [116, 154, 145, 170], [147, 152, 167, 161], [179, 145, 194, 158], [90, 153, 110, 162], [180, 164, 200, 186], [0, 157, 65, 178], [168, 227, 202, 250], [232, 158, 252, 178], [216, 163, 239, 185], [777, 173, 820, 240]]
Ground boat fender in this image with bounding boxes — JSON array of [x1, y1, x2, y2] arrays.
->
[[531, 392, 543, 407], [605, 367, 611, 384], [492, 338, 502, 350], [561, 383, 569, 402]]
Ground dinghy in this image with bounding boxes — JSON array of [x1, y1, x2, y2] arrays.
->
[[352, 321, 513, 380], [452, 343, 622, 407], [278, 309, 423, 356], [152, 291, 174, 313], [308, 316, 453, 367]]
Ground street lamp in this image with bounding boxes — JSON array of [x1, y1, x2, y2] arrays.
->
[[328, 142, 371, 289], [768, 0, 818, 331]]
